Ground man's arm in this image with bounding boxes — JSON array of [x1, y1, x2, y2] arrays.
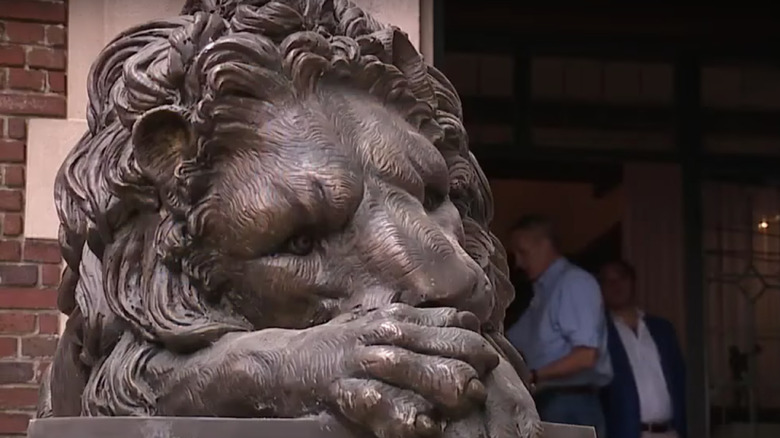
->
[[534, 273, 605, 384], [534, 347, 598, 383]]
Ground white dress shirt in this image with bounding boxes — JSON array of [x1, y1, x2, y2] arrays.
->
[[613, 310, 673, 424]]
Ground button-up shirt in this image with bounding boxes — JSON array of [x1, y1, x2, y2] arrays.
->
[[506, 258, 612, 388], [612, 310, 673, 423]]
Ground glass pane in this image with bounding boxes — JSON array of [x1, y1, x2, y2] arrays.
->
[[703, 181, 780, 436]]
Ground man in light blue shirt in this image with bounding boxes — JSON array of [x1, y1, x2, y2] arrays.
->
[[506, 215, 612, 437]]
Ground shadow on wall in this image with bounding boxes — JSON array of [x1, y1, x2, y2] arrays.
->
[[489, 179, 625, 256]]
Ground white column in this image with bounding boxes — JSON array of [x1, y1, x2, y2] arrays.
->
[[622, 163, 686, 347], [26, 0, 185, 240]]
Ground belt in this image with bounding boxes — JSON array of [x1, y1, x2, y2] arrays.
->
[[538, 385, 599, 395], [641, 422, 671, 433]]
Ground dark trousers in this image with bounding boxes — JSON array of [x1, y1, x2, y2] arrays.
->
[[535, 390, 607, 438]]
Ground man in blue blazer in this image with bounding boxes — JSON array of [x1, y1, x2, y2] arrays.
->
[[598, 260, 686, 438]]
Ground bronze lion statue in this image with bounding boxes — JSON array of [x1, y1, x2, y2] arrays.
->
[[38, 1, 540, 437]]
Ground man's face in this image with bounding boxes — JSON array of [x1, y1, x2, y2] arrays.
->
[[599, 264, 634, 311], [509, 230, 550, 280]]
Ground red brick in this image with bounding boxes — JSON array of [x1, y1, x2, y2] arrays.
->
[[0, 336, 16, 357], [0, 312, 35, 334], [48, 71, 65, 93], [0, 361, 33, 384], [0, 287, 58, 307], [46, 25, 66, 47], [0, 0, 67, 23], [40, 263, 61, 287], [0, 387, 38, 409], [23, 240, 60, 264], [3, 21, 45, 44], [7, 67, 46, 91], [0, 69, 5, 88], [0, 189, 23, 211], [0, 139, 25, 162], [0, 93, 66, 117], [2, 214, 23, 236], [3, 165, 24, 187], [0, 412, 31, 435], [27, 48, 66, 71], [21, 335, 58, 357], [0, 240, 21, 261], [38, 313, 59, 334], [0, 45, 25, 67], [7, 118, 26, 139], [0, 265, 38, 287]]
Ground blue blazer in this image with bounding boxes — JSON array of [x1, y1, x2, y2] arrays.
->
[[601, 314, 687, 438]]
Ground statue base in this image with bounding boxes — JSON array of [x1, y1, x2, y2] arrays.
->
[[28, 416, 595, 438]]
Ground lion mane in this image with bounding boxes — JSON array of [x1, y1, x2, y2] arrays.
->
[[51, 0, 515, 416]]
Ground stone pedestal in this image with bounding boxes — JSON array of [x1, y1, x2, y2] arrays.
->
[[28, 417, 595, 438]]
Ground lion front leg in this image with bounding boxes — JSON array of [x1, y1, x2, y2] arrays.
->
[[36, 365, 53, 419], [90, 330, 306, 417], [442, 357, 542, 438], [482, 358, 542, 438], [85, 304, 521, 438], [44, 310, 90, 417]]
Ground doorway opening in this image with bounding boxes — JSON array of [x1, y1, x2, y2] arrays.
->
[[437, 3, 780, 437]]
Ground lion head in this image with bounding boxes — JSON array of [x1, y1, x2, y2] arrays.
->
[[52, 0, 515, 415]]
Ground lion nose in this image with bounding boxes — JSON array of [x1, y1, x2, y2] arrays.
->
[[398, 258, 491, 321]]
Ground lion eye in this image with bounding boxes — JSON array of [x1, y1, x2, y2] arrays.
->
[[285, 235, 315, 256]]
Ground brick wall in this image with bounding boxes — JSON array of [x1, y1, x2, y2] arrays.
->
[[0, 0, 67, 435]]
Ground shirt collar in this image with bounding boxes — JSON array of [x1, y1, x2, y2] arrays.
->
[[612, 308, 645, 324], [536, 257, 568, 292]]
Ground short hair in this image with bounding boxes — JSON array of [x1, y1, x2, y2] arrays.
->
[[510, 214, 559, 248], [600, 259, 637, 283]]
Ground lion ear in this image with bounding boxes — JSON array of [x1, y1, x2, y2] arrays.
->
[[131, 106, 194, 185]]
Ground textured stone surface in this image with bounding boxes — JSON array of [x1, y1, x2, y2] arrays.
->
[[29, 417, 349, 438], [28, 418, 595, 438]]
